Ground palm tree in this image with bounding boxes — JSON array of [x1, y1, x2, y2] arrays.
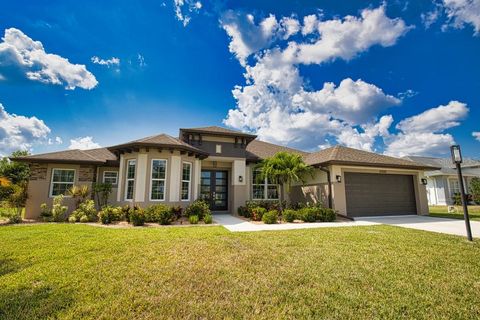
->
[[256, 151, 313, 211]]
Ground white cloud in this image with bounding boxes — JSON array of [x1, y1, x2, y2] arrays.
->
[[396, 100, 468, 133], [397, 89, 418, 99], [385, 101, 468, 157], [220, 11, 281, 66], [385, 132, 455, 157], [302, 14, 319, 35], [91, 56, 120, 67], [222, 6, 410, 151], [55, 136, 63, 144], [473, 131, 480, 141], [443, 0, 480, 35], [0, 28, 97, 90], [279, 16, 301, 39], [174, 0, 202, 27], [337, 115, 393, 151], [137, 53, 146, 67], [421, 5, 442, 28], [0, 103, 51, 156], [287, 5, 412, 65], [68, 136, 101, 150]]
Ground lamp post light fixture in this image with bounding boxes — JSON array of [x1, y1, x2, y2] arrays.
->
[[421, 178, 428, 185], [450, 145, 473, 241], [336, 175, 342, 183]]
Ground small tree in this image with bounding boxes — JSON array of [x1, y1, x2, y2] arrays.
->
[[0, 151, 30, 184], [256, 152, 313, 211], [1, 184, 27, 223], [470, 177, 480, 204], [92, 183, 112, 208], [68, 185, 90, 209]]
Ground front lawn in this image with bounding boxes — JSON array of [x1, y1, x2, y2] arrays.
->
[[429, 205, 480, 221], [1, 224, 479, 319]]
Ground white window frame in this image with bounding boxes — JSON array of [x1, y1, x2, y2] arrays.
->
[[252, 168, 279, 200], [103, 171, 118, 185], [124, 160, 136, 201], [49, 168, 76, 198], [181, 162, 192, 201], [149, 159, 167, 201]]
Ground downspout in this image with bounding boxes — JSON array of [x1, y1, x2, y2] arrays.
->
[[318, 166, 332, 209]]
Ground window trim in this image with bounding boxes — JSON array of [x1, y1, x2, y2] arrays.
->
[[124, 159, 136, 201], [252, 168, 279, 200], [103, 171, 118, 185], [149, 159, 168, 202], [49, 168, 76, 198], [449, 178, 462, 198], [181, 161, 192, 202]]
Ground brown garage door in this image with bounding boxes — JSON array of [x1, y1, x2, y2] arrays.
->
[[344, 172, 417, 217]]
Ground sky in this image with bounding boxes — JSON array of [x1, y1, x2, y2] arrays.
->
[[0, 0, 479, 158]]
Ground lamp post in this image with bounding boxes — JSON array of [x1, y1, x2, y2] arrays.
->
[[450, 145, 473, 241]]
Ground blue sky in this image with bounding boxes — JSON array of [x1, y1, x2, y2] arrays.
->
[[0, 0, 479, 158]]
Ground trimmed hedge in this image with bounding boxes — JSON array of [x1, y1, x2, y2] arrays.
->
[[262, 210, 278, 224]]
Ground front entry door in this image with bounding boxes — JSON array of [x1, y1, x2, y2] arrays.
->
[[200, 170, 228, 211]]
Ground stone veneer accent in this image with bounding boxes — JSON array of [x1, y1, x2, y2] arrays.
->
[[78, 165, 95, 182], [29, 163, 48, 181]]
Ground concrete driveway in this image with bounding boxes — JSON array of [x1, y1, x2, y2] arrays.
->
[[355, 215, 480, 238]]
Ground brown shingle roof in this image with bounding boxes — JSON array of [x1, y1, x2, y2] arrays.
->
[[107, 133, 208, 157], [180, 126, 257, 139], [246, 140, 308, 160], [13, 148, 116, 164], [305, 145, 439, 170]]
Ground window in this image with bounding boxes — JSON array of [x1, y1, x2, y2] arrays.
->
[[450, 179, 461, 197], [125, 160, 136, 200], [216, 144, 222, 154], [103, 171, 118, 185], [181, 162, 192, 201], [150, 159, 167, 201], [50, 169, 75, 197], [252, 169, 279, 200]]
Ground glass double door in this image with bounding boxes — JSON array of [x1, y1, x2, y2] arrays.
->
[[200, 170, 228, 211]]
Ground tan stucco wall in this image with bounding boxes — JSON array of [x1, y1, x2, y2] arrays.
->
[[330, 165, 429, 216], [25, 163, 95, 219], [289, 169, 329, 206], [97, 166, 119, 205], [117, 149, 200, 208]]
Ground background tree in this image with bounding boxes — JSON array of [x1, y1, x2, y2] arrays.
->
[[470, 177, 480, 204], [256, 152, 313, 211], [0, 150, 30, 184]]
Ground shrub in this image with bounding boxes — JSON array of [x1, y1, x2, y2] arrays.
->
[[121, 205, 131, 222], [51, 195, 68, 222], [70, 200, 97, 222], [452, 193, 462, 206], [283, 209, 297, 223], [92, 182, 113, 208], [68, 216, 76, 223], [145, 204, 174, 224], [79, 215, 89, 223], [189, 215, 199, 224], [237, 206, 248, 217], [470, 177, 480, 204], [251, 207, 267, 221], [98, 206, 124, 224], [262, 210, 278, 224], [321, 208, 336, 222], [171, 206, 183, 220], [204, 214, 213, 224], [299, 207, 317, 222], [185, 200, 210, 220], [0, 208, 22, 224], [129, 207, 145, 226], [40, 203, 52, 221]]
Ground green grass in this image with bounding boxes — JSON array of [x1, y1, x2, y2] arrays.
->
[[429, 205, 480, 221], [1, 224, 480, 319]]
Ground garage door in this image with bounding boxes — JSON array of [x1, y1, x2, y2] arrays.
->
[[345, 172, 417, 217]]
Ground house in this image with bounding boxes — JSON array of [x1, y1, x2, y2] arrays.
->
[[13, 126, 437, 219], [404, 156, 480, 206]]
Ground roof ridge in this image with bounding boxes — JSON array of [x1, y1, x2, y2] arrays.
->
[[78, 149, 103, 161]]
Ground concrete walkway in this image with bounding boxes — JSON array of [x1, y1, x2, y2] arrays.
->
[[213, 214, 378, 232], [355, 215, 480, 238], [214, 214, 480, 238]]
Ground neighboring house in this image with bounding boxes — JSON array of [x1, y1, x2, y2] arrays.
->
[[14, 126, 436, 219], [404, 156, 480, 206]]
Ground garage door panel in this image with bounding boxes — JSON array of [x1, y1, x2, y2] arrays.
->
[[345, 172, 416, 217]]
